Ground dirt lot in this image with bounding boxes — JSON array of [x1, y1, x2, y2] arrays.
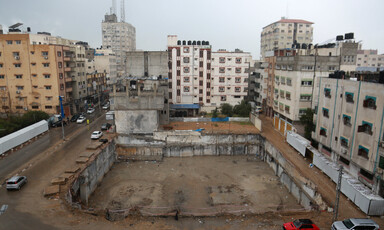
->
[[88, 156, 302, 216], [161, 121, 259, 134]]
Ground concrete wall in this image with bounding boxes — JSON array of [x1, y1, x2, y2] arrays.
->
[[115, 110, 159, 134], [250, 112, 262, 131], [126, 51, 168, 78], [69, 140, 116, 205]]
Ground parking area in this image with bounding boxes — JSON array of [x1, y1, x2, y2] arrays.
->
[[88, 156, 302, 216]]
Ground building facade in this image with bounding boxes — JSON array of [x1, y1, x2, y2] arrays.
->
[[87, 48, 118, 85], [248, 61, 268, 108], [125, 51, 168, 78], [102, 13, 136, 74], [356, 49, 384, 68], [260, 18, 313, 58], [312, 76, 384, 196]]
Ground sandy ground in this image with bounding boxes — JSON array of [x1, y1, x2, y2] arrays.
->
[[161, 121, 259, 134], [88, 156, 302, 216]]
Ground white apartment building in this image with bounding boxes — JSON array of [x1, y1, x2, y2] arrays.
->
[[102, 13, 136, 74], [260, 17, 313, 58], [86, 49, 117, 85], [167, 35, 252, 114], [210, 50, 252, 111], [312, 77, 384, 196], [356, 49, 384, 68]]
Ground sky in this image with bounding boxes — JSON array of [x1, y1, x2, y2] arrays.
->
[[0, 0, 384, 59]]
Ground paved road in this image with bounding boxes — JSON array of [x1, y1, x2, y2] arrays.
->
[[0, 109, 107, 230]]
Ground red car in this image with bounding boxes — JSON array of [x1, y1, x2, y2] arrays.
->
[[282, 219, 320, 230]]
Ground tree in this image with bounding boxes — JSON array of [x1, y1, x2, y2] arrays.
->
[[299, 108, 315, 140], [233, 100, 252, 117], [220, 103, 233, 117], [212, 108, 218, 118], [21, 111, 50, 127]]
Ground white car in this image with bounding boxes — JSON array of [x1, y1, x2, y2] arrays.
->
[[76, 116, 86, 124], [87, 108, 95, 114], [91, 131, 103, 140], [102, 103, 110, 110]]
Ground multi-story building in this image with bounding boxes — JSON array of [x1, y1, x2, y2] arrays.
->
[[356, 49, 384, 68], [210, 49, 252, 111], [0, 33, 71, 115], [312, 73, 384, 197], [125, 51, 168, 78], [86, 48, 117, 85], [86, 72, 107, 105], [102, 13, 136, 74], [260, 17, 313, 58], [167, 35, 252, 115], [248, 61, 268, 108]]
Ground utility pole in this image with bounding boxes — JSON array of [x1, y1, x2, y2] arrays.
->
[[333, 165, 343, 222]]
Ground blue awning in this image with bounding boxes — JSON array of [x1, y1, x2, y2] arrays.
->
[[170, 104, 200, 109]]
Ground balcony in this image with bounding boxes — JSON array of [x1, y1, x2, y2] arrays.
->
[[65, 77, 72, 82], [64, 56, 71, 61], [64, 67, 74, 72], [65, 86, 73, 92]]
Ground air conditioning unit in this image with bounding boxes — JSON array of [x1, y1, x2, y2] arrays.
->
[[24, 107, 28, 111], [15, 56, 20, 60], [44, 56, 48, 60], [16, 90, 21, 94]]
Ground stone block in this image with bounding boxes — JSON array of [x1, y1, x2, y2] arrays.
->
[[51, 177, 67, 185], [44, 185, 60, 197]]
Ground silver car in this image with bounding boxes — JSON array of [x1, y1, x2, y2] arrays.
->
[[6, 176, 27, 191], [332, 218, 379, 230]]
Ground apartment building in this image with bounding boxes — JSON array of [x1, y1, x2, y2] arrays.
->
[[86, 48, 117, 85], [0, 33, 70, 115], [260, 17, 313, 58], [356, 49, 384, 68], [102, 13, 136, 74], [248, 61, 268, 108], [312, 75, 384, 196], [210, 49, 252, 111], [167, 35, 252, 115]]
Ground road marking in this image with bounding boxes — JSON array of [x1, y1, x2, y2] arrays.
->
[[0, 204, 8, 216]]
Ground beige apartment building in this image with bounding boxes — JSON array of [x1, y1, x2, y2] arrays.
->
[[312, 77, 384, 196], [0, 33, 70, 115], [356, 49, 384, 68], [260, 17, 313, 58]]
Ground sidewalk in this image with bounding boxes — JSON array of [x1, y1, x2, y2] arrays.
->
[[259, 115, 384, 226]]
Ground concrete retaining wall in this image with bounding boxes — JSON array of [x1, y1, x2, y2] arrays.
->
[[69, 140, 116, 205]]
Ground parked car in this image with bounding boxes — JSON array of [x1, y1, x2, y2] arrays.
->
[[76, 116, 86, 124], [91, 131, 103, 140], [283, 219, 320, 230], [6, 176, 27, 191], [70, 114, 81, 122], [331, 218, 379, 230], [102, 103, 110, 110], [87, 108, 95, 114], [51, 119, 67, 127], [101, 123, 112, 130], [255, 106, 263, 114]]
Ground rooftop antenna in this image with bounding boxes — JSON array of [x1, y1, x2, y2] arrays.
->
[[112, 0, 117, 15], [286, 0, 289, 19], [120, 0, 125, 22]]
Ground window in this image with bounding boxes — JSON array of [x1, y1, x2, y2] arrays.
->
[[183, 86, 190, 92], [32, 105, 39, 109], [184, 77, 190, 83], [286, 92, 291, 100], [182, 67, 190, 73], [219, 67, 225, 73], [15, 40, 21, 44], [235, 77, 241, 83], [358, 121, 373, 135], [42, 51, 48, 56], [15, 75, 22, 79], [235, 68, 241, 73], [320, 127, 327, 137], [363, 96, 376, 109], [322, 108, 329, 118], [280, 77, 286, 85], [16, 86, 24, 90], [44, 74, 50, 79], [0, 75, 4, 79], [0, 86, 7, 91], [235, 58, 242, 63], [16, 106, 23, 109], [58, 62, 62, 68], [31, 62, 36, 66], [358, 146, 369, 159], [219, 87, 225, 92], [43, 63, 50, 67], [45, 106, 52, 109], [32, 74, 37, 77], [287, 78, 292, 86], [340, 137, 349, 148], [343, 115, 352, 126], [183, 57, 190, 63], [280, 90, 285, 98], [324, 88, 331, 98], [221, 96, 226, 101], [14, 63, 21, 68], [235, 87, 241, 92], [300, 94, 311, 101], [285, 105, 290, 114], [299, 109, 307, 116], [183, 47, 189, 53], [345, 92, 354, 103], [219, 77, 225, 83], [301, 80, 312, 86], [45, 86, 52, 90], [219, 57, 225, 63], [57, 51, 62, 57], [6, 40, 12, 45]]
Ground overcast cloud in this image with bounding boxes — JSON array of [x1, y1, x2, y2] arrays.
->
[[0, 0, 383, 59]]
